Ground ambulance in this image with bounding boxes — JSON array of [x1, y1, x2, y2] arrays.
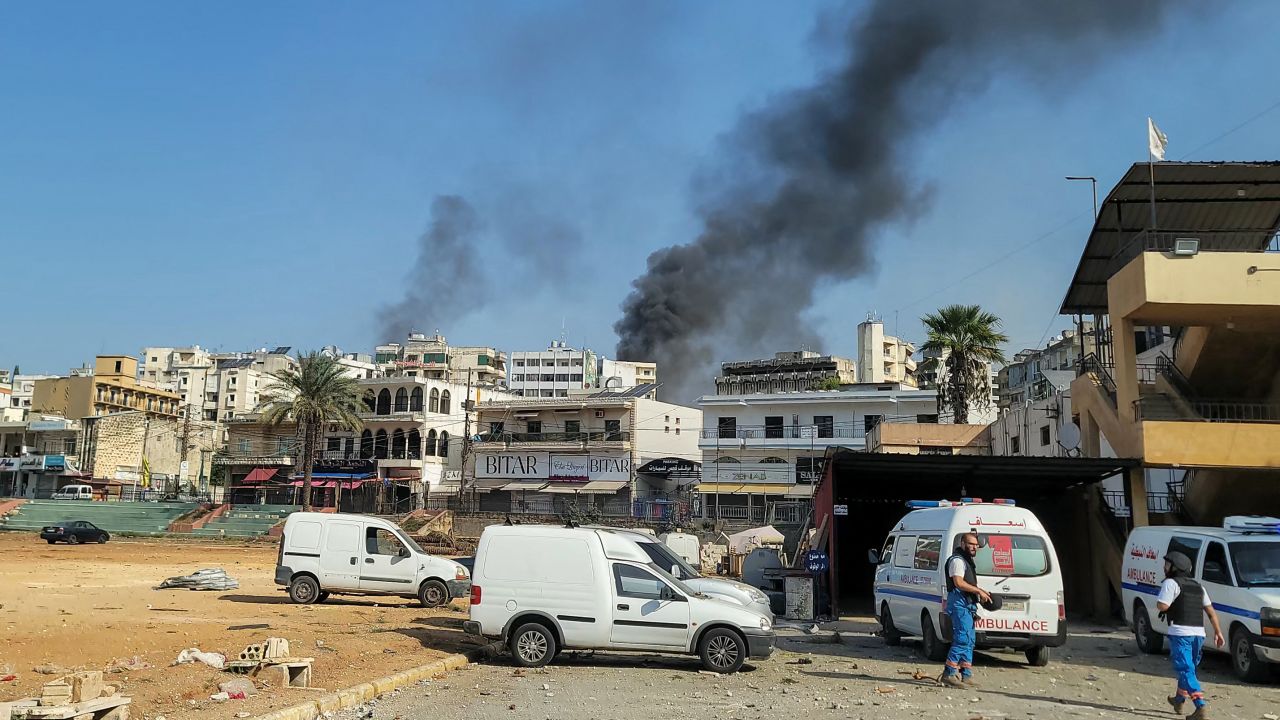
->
[[1121, 516, 1280, 682], [871, 499, 1066, 666]]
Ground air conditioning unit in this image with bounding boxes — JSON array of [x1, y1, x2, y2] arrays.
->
[[595, 410, 605, 418]]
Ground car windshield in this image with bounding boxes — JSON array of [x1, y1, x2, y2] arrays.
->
[[638, 542, 701, 580], [973, 534, 1051, 577], [392, 528, 425, 555], [645, 562, 698, 597], [1229, 541, 1280, 587]]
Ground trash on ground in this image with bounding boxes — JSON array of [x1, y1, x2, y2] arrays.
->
[[174, 648, 226, 670], [8, 671, 130, 720], [104, 657, 150, 674], [156, 568, 239, 591]]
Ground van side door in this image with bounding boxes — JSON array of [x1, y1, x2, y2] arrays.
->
[[1199, 540, 1235, 641], [360, 524, 419, 594], [319, 520, 362, 590], [609, 564, 691, 649], [887, 534, 918, 633], [1156, 535, 1204, 633]]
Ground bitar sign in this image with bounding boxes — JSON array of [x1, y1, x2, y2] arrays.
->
[[477, 452, 548, 479], [547, 455, 633, 482]]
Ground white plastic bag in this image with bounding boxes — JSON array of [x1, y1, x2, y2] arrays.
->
[[175, 647, 226, 670]]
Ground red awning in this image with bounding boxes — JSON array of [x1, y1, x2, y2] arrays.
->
[[244, 468, 279, 484], [289, 479, 372, 489]]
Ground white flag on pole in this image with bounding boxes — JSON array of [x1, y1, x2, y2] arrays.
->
[[1148, 117, 1168, 161]]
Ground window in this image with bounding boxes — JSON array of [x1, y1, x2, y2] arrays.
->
[[440, 390, 451, 414], [916, 414, 939, 424], [864, 414, 883, 434], [439, 431, 449, 457], [1228, 541, 1280, 588], [675, 428, 680, 435], [665, 426, 670, 433], [892, 535, 917, 568], [374, 429, 388, 459], [410, 387, 423, 411], [1203, 542, 1233, 586], [556, 374, 570, 382], [605, 419, 622, 440], [477, 355, 491, 366], [974, 534, 1050, 577], [540, 390, 555, 397], [229, 376, 237, 386], [1040, 426, 1051, 447], [513, 374, 525, 382], [408, 430, 421, 459], [365, 528, 405, 557], [571, 358, 583, 366], [360, 430, 374, 458], [425, 429, 438, 456], [527, 420, 542, 436], [570, 374, 583, 382], [276, 438, 290, 455], [327, 437, 342, 452], [565, 420, 581, 436], [541, 374, 556, 382], [1010, 436, 1021, 454], [764, 416, 783, 439], [392, 429, 406, 458], [558, 359, 570, 367], [489, 421, 504, 436], [718, 417, 737, 439], [612, 564, 670, 601], [237, 439, 251, 454], [913, 536, 942, 571], [394, 388, 409, 412], [879, 536, 895, 564], [515, 359, 525, 367], [114, 361, 122, 373], [376, 389, 391, 415], [429, 388, 440, 413], [814, 416, 834, 438], [1167, 536, 1204, 575]]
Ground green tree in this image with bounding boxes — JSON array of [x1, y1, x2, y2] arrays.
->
[[259, 352, 364, 511], [920, 305, 1008, 424], [812, 376, 843, 391]]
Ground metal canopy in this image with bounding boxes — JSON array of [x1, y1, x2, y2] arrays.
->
[[1060, 162, 1280, 315]]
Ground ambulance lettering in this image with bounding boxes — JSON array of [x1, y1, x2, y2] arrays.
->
[[975, 617, 1049, 632], [1125, 566, 1159, 586]]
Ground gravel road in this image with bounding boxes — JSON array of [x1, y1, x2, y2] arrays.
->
[[336, 620, 1280, 720]]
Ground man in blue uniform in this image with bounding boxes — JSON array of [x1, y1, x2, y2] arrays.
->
[[1156, 551, 1224, 719], [941, 532, 991, 688]]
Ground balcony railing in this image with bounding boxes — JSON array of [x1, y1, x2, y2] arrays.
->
[[474, 431, 631, 444], [1113, 229, 1280, 272], [1133, 396, 1280, 424], [701, 427, 862, 440]]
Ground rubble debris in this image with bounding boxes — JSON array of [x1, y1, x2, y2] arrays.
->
[[32, 666, 66, 676], [156, 568, 239, 591], [104, 657, 149, 674], [218, 679, 255, 697], [174, 649, 226, 670]]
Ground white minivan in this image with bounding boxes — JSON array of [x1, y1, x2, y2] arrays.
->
[[275, 512, 470, 607], [872, 500, 1066, 666], [593, 527, 773, 618], [1122, 517, 1280, 682], [51, 484, 93, 501], [464, 524, 775, 673]]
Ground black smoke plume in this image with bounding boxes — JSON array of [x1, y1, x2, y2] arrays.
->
[[614, 0, 1188, 401]]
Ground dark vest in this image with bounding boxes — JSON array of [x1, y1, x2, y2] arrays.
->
[[1164, 577, 1205, 628], [945, 552, 977, 601]]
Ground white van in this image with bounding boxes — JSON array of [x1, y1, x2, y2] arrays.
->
[[275, 512, 470, 607], [872, 500, 1066, 666], [594, 527, 773, 618], [464, 524, 774, 673], [51, 485, 93, 501], [1122, 517, 1280, 682], [660, 531, 701, 567]]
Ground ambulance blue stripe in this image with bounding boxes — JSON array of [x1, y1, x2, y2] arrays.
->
[[876, 586, 944, 603], [1124, 582, 1260, 620], [1122, 581, 1160, 596]]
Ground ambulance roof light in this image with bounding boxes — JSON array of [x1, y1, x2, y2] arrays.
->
[[905, 498, 1017, 509]]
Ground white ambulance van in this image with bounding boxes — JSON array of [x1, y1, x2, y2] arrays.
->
[[871, 499, 1066, 666], [1121, 516, 1280, 682], [464, 524, 774, 673]]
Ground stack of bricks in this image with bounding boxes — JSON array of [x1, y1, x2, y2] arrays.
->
[[39, 672, 108, 706]]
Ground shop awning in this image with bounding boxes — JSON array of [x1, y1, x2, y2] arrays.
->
[[387, 468, 421, 479], [501, 481, 549, 492], [292, 472, 376, 480], [289, 479, 373, 489], [542, 483, 587, 494], [580, 480, 627, 494], [244, 468, 278, 484], [696, 482, 796, 495], [786, 485, 817, 499], [472, 479, 512, 493]]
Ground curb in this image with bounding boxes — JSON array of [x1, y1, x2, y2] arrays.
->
[[250, 641, 502, 720]]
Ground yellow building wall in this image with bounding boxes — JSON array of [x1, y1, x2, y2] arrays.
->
[[1142, 421, 1280, 469], [871, 423, 991, 454], [1109, 252, 1280, 324], [31, 376, 95, 419]]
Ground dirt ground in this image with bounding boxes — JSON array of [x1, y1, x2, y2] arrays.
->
[[335, 619, 1280, 720], [0, 533, 482, 720]]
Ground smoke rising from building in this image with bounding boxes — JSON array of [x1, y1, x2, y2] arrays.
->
[[614, 0, 1187, 401]]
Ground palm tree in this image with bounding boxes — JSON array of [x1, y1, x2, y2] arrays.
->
[[920, 305, 1008, 424], [259, 352, 364, 511]]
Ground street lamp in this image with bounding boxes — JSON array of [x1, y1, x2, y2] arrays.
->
[[1066, 176, 1098, 220]]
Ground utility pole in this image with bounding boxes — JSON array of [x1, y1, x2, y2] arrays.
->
[[459, 368, 473, 502], [135, 415, 151, 500], [178, 404, 192, 495]]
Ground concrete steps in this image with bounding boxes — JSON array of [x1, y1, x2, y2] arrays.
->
[[188, 504, 295, 538], [0, 500, 199, 536]]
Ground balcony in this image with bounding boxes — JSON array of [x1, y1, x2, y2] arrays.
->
[[472, 431, 631, 451], [213, 451, 295, 466], [698, 426, 862, 448], [359, 410, 427, 422]]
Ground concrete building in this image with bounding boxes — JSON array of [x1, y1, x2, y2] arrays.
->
[[868, 422, 992, 455], [0, 416, 84, 498], [697, 386, 938, 522], [5, 374, 57, 422], [715, 351, 857, 395], [858, 318, 918, 387], [1061, 162, 1280, 529], [320, 347, 380, 380], [140, 346, 298, 423], [32, 356, 182, 421], [469, 392, 700, 517], [509, 341, 599, 398], [917, 347, 1000, 424], [598, 359, 658, 397], [997, 325, 1095, 410], [376, 332, 506, 386]]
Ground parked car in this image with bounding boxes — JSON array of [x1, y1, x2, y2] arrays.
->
[[1122, 516, 1280, 682], [275, 512, 470, 607], [871, 499, 1066, 666], [465, 524, 774, 673], [40, 521, 109, 544], [454, 557, 475, 574], [51, 485, 93, 501]]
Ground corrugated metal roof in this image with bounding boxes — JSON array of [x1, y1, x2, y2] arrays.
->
[[1060, 162, 1280, 314]]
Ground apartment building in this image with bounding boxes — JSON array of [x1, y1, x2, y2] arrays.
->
[[598, 359, 658, 396], [32, 356, 181, 420], [509, 341, 598, 398], [376, 332, 506, 386], [0, 416, 83, 498], [997, 325, 1095, 409], [469, 391, 700, 516], [4, 374, 58, 422], [857, 318, 918, 387], [715, 350, 857, 395], [140, 346, 298, 422]]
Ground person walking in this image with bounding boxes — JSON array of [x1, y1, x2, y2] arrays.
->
[[941, 532, 991, 688], [1156, 551, 1224, 719]]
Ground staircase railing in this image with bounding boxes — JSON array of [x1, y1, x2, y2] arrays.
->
[[1080, 353, 1118, 405]]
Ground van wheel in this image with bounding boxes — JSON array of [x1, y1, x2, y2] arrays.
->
[[1231, 627, 1270, 682], [1025, 646, 1051, 666], [1133, 604, 1163, 654], [510, 623, 556, 667], [880, 603, 902, 646], [699, 628, 746, 673], [289, 576, 320, 605], [418, 580, 449, 608], [920, 612, 947, 662]]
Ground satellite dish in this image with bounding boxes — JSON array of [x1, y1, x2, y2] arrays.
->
[[1058, 421, 1081, 451]]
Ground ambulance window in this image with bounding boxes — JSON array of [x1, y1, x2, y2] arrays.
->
[[913, 536, 942, 571], [1167, 536, 1203, 575], [974, 534, 1050, 577], [1202, 542, 1233, 586], [893, 535, 916, 568], [879, 536, 895, 564]]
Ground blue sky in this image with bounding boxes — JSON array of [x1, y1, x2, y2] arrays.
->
[[3, 1, 1278, 380]]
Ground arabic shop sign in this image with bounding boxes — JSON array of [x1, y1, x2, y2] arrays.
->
[[637, 457, 699, 477]]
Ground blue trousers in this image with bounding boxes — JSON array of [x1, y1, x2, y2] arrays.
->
[[943, 590, 976, 678], [1169, 635, 1206, 708]]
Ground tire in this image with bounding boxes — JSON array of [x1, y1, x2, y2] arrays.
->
[[920, 612, 948, 662], [418, 579, 449, 608], [97, 533, 109, 544], [1025, 646, 1051, 667], [316, 591, 330, 603], [1231, 627, 1271, 683], [880, 603, 902, 646], [288, 575, 321, 605], [698, 628, 747, 674], [509, 622, 556, 668], [67, 534, 80, 545], [1133, 603, 1164, 654]]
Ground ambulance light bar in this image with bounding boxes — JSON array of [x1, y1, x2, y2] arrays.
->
[[905, 498, 1016, 509]]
